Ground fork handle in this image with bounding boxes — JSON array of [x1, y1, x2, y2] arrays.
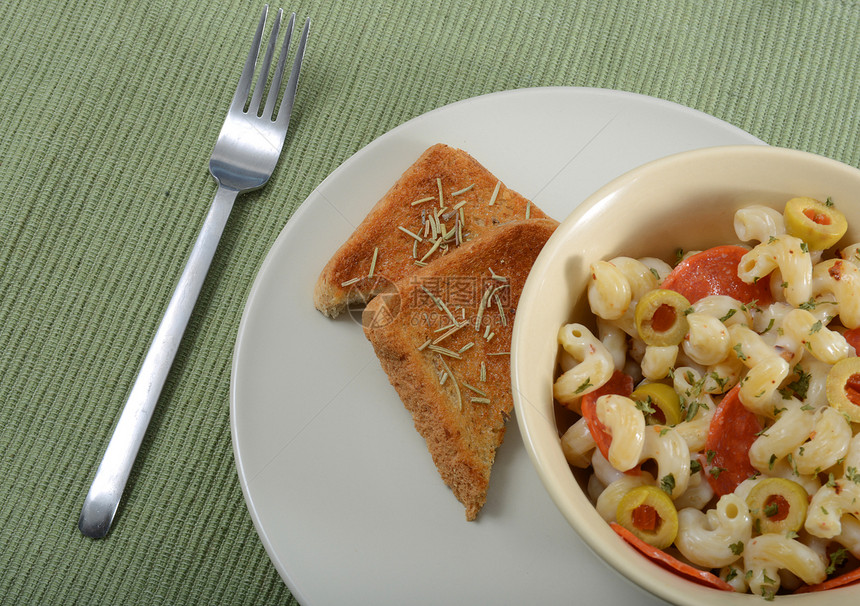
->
[[79, 185, 239, 538]]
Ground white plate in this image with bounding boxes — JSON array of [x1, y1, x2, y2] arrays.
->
[[230, 87, 763, 606]]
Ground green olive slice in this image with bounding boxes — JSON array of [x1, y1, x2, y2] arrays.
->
[[745, 477, 808, 534], [826, 357, 860, 423], [634, 289, 691, 346], [616, 485, 679, 549], [784, 197, 847, 251], [631, 383, 682, 426]]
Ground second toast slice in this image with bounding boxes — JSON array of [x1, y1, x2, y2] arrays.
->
[[362, 218, 558, 520]]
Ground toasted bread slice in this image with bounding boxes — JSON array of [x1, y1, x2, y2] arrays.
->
[[362, 218, 558, 520], [314, 143, 550, 318]]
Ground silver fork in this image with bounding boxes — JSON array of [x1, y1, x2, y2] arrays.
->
[[78, 6, 310, 539]]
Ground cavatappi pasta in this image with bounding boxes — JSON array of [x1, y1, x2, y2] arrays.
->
[[555, 196, 860, 599]]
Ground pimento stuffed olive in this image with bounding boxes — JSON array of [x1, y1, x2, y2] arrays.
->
[[616, 485, 679, 549], [630, 383, 682, 426], [826, 357, 860, 423], [784, 196, 847, 251], [634, 289, 691, 346], [745, 477, 808, 534]]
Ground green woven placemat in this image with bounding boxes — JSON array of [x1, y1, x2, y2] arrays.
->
[[1, 0, 859, 603]]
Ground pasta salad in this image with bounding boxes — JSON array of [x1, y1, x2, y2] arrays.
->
[[555, 197, 860, 599]]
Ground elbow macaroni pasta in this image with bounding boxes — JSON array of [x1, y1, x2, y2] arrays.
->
[[778, 308, 850, 365], [840, 243, 860, 268], [738, 235, 813, 306], [834, 515, 860, 558], [683, 312, 730, 366], [561, 417, 595, 468], [748, 400, 814, 473], [595, 395, 645, 472], [676, 493, 751, 568], [744, 534, 827, 596], [591, 448, 627, 487], [791, 407, 852, 475], [734, 205, 786, 244], [554, 198, 860, 596], [600, 257, 659, 337], [805, 479, 860, 539], [729, 324, 790, 416], [673, 469, 714, 510], [641, 345, 678, 380], [812, 258, 860, 328], [553, 323, 614, 408], [637, 425, 690, 499], [597, 318, 628, 371], [587, 260, 630, 320]]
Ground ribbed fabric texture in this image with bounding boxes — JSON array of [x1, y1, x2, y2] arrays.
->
[[1, 0, 859, 603]]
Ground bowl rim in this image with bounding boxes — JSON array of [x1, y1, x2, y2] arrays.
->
[[511, 144, 860, 604]]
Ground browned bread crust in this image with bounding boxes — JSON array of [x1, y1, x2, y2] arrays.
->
[[314, 143, 550, 318], [362, 218, 558, 520]]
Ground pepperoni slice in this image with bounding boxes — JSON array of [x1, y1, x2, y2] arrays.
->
[[610, 522, 734, 591], [844, 327, 860, 353], [794, 566, 860, 593], [580, 371, 634, 461], [703, 385, 762, 496], [662, 245, 773, 305]]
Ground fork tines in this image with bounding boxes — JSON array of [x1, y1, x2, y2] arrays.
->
[[234, 5, 310, 125]]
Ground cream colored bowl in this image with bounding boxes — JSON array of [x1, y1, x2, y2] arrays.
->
[[511, 145, 860, 604]]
